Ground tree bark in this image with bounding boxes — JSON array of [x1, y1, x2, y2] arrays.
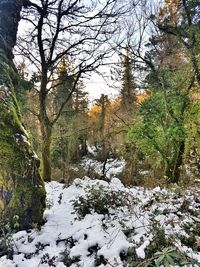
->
[[165, 141, 185, 183], [0, 0, 46, 229], [39, 74, 52, 182], [0, 0, 20, 60], [41, 124, 52, 182]]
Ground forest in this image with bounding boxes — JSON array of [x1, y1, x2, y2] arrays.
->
[[0, 0, 200, 266]]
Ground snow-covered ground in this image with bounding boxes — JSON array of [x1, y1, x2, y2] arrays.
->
[[80, 157, 125, 180], [0, 175, 200, 267]]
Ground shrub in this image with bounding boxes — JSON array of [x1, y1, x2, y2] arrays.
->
[[60, 250, 80, 267], [0, 215, 19, 259], [71, 184, 136, 219]]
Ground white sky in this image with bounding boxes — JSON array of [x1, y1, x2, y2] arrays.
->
[[83, 54, 122, 102], [84, 72, 120, 103], [15, 0, 157, 102], [16, 1, 123, 102]]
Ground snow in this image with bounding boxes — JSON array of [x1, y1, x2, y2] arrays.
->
[[0, 168, 200, 266], [136, 240, 150, 259], [15, 133, 31, 146], [81, 157, 126, 179], [87, 145, 98, 156]]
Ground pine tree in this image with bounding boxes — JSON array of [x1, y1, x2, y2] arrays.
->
[[73, 80, 89, 157], [121, 46, 137, 111], [54, 59, 74, 116], [51, 66, 89, 178], [51, 59, 75, 177], [94, 94, 111, 161]]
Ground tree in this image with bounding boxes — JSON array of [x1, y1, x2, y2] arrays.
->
[[120, 46, 137, 110], [158, 0, 200, 83], [73, 80, 89, 157], [0, 0, 45, 229], [132, 81, 190, 183], [17, 0, 126, 181], [95, 94, 110, 160], [122, 0, 197, 183], [51, 65, 89, 179]]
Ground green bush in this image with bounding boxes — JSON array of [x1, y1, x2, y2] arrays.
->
[[61, 250, 80, 267], [71, 184, 137, 219]]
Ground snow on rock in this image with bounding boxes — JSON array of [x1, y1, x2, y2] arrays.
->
[[0, 177, 200, 267]]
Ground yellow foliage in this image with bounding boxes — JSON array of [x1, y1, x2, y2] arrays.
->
[[136, 91, 150, 105], [158, 0, 181, 26], [88, 104, 101, 124], [88, 93, 148, 132]]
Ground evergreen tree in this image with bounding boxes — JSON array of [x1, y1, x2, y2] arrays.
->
[[54, 59, 74, 117], [94, 94, 111, 161], [51, 65, 89, 178], [121, 46, 137, 111], [73, 80, 89, 157]]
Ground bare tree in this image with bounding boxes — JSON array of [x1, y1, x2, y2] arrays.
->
[[16, 0, 127, 181]]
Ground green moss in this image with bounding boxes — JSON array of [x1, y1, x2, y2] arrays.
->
[[9, 178, 45, 226], [0, 53, 46, 229]]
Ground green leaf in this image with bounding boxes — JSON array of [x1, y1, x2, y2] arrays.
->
[[164, 257, 169, 267], [166, 255, 175, 265], [155, 255, 165, 266]]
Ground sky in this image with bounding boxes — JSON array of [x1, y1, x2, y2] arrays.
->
[[83, 54, 122, 103], [84, 74, 120, 103], [15, 0, 157, 102]]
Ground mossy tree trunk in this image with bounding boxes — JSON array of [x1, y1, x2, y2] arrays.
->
[[39, 74, 52, 182], [40, 123, 52, 183], [0, 0, 46, 229]]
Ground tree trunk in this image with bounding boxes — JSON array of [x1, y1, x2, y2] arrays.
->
[[39, 75, 52, 181], [0, 0, 46, 229], [165, 141, 185, 183], [80, 135, 88, 157], [41, 124, 52, 182]]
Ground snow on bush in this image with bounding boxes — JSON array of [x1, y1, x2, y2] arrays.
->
[[0, 177, 200, 267], [81, 157, 126, 179]]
